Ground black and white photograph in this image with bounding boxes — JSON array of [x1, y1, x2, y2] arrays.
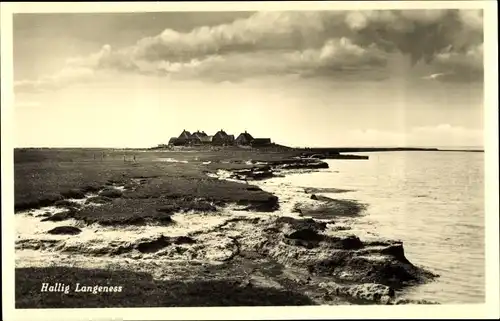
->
[[1, 1, 498, 319]]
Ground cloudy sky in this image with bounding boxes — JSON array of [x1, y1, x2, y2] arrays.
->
[[13, 9, 484, 148]]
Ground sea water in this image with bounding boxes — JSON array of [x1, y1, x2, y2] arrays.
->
[[260, 151, 485, 304]]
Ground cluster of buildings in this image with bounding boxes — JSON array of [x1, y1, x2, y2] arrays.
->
[[168, 129, 272, 147]]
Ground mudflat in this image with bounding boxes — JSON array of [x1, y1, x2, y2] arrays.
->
[[14, 147, 438, 308]]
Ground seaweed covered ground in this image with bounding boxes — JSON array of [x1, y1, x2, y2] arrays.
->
[[14, 147, 438, 308]]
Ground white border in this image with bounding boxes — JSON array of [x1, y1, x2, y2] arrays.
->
[[1, 2, 498, 320]]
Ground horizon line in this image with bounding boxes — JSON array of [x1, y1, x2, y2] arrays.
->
[[13, 145, 485, 151]]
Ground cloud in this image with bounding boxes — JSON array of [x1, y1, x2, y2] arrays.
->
[[15, 67, 96, 92], [458, 9, 483, 31], [126, 10, 482, 64], [130, 11, 340, 62], [293, 38, 388, 69], [410, 124, 483, 146], [343, 124, 483, 147], [148, 37, 389, 81], [421, 72, 452, 80], [15, 9, 483, 92], [428, 43, 483, 82]]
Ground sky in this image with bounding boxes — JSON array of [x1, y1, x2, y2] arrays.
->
[[13, 10, 484, 148]]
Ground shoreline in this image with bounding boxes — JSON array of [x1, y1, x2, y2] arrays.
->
[[15, 146, 485, 153], [14, 148, 440, 308]]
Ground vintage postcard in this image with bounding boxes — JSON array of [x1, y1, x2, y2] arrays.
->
[[1, 1, 498, 320]]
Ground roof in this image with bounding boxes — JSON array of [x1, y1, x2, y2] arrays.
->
[[236, 132, 254, 141], [190, 135, 202, 141], [227, 134, 235, 141], [192, 130, 208, 137], [178, 130, 191, 139], [190, 133, 204, 140], [214, 130, 228, 137]]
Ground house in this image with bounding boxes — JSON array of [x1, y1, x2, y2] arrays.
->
[[212, 129, 230, 145], [177, 129, 192, 145], [189, 135, 202, 145], [167, 129, 270, 148], [251, 138, 272, 147], [235, 131, 254, 145], [189, 130, 208, 145], [168, 137, 179, 146]]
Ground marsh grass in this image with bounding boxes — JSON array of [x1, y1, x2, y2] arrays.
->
[[14, 148, 297, 224], [15, 266, 315, 308]]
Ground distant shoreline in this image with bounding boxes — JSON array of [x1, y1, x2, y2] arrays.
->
[[14, 146, 485, 153], [297, 147, 484, 153]]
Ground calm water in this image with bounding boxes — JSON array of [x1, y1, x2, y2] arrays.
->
[[272, 151, 485, 303]]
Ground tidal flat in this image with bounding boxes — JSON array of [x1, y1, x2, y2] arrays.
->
[[14, 147, 438, 308]]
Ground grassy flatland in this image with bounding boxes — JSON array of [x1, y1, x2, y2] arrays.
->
[[14, 148, 437, 308], [15, 265, 316, 308], [14, 148, 299, 223], [14, 148, 316, 307]]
